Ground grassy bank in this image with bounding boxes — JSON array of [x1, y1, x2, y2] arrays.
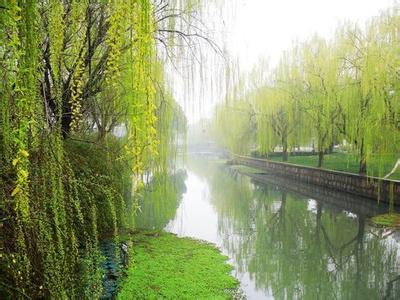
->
[[268, 152, 400, 180], [117, 232, 239, 299]]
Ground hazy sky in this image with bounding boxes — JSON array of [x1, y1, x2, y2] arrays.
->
[[178, 0, 396, 123], [228, 0, 395, 70]]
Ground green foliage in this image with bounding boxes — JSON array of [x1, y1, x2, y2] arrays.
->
[[0, 0, 190, 298], [212, 5, 400, 173], [371, 213, 400, 228], [117, 231, 239, 299], [65, 137, 133, 235], [213, 99, 256, 154], [269, 152, 400, 179], [253, 50, 305, 158], [135, 170, 187, 230]]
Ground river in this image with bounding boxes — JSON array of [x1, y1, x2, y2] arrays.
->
[[136, 158, 400, 299]]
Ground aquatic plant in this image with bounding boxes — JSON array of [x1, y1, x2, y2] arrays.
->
[[117, 231, 239, 299]]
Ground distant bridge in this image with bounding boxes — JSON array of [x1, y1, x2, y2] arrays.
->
[[187, 142, 230, 158]]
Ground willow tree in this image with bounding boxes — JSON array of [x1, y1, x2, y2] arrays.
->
[[336, 23, 380, 174], [301, 36, 342, 167], [337, 10, 400, 175], [361, 10, 400, 175], [253, 49, 305, 161], [374, 8, 400, 175], [253, 86, 294, 160], [210, 4, 399, 177], [0, 0, 208, 298], [213, 98, 256, 155]]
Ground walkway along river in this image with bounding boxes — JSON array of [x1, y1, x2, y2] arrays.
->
[[135, 158, 400, 299]]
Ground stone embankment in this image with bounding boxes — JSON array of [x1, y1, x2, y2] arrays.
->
[[232, 155, 400, 205]]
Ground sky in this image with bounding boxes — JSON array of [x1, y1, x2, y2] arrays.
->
[[176, 0, 397, 123], [228, 0, 395, 70]]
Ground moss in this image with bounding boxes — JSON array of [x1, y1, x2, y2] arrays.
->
[[117, 231, 239, 299], [371, 213, 400, 228]]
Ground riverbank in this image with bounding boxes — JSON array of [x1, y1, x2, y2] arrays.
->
[[267, 152, 400, 180], [231, 155, 400, 204], [117, 231, 240, 299]]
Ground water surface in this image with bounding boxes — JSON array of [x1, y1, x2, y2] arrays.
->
[[137, 159, 400, 299]]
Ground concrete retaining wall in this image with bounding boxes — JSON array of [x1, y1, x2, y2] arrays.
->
[[244, 171, 393, 215], [233, 155, 400, 204], [251, 151, 324, 158]]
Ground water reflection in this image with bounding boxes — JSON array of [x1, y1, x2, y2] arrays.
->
[[165, 172, 220, 243], [135, 170, 187, 230], [137, 159, 400, 299]]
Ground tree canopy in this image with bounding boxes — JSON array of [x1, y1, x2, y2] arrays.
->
[[212, 5, 400, 175], [0, 0, 204, 297]]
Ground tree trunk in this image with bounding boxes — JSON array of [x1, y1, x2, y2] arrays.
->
[[282, 127, 288, 162], [359, 138, 367, 175], [282, 140, 288, 162], [61, 102, 72, 139], [282, 150, 288, 162], [318, 150, 324, 168], [98, 128, 106, 141], [359, 157, 367, 175], [328, 143, 334, 154]]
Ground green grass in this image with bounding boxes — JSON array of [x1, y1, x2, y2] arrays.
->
[[371, 213, 400, 228], [230, 165, 262, 175], [117, 231, 239, 299], [268, 152, 400, 180]]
